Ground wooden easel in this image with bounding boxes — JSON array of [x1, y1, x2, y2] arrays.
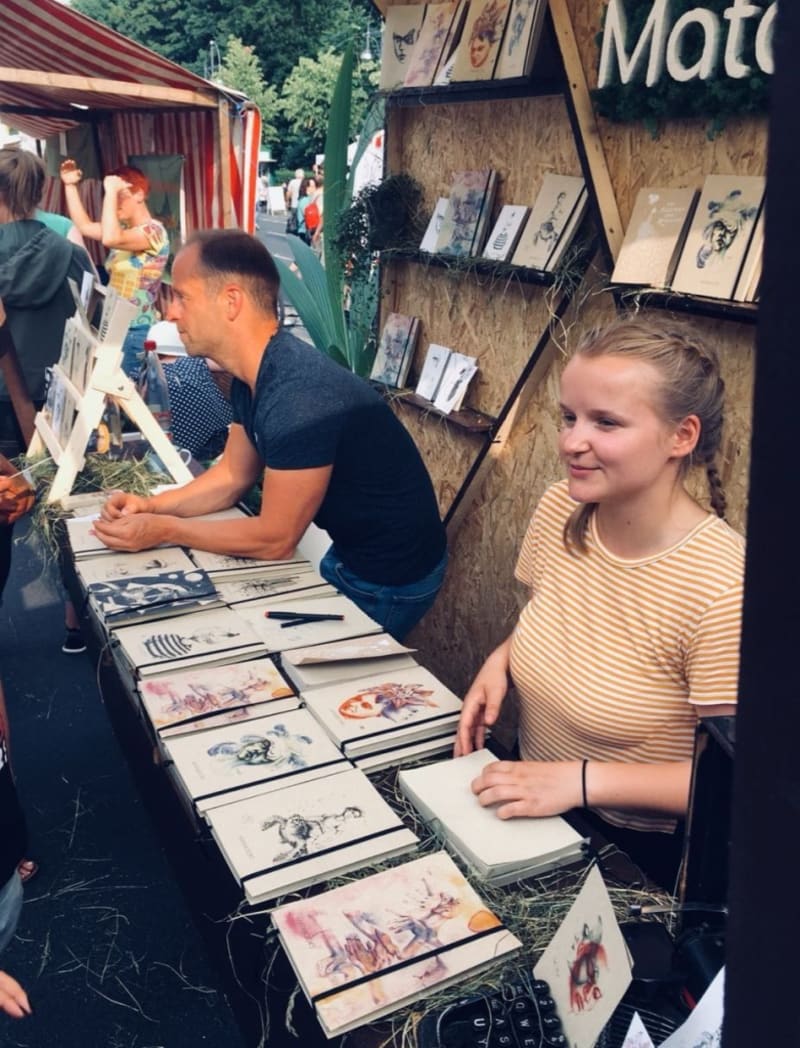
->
[[27, 284, 192, 504]]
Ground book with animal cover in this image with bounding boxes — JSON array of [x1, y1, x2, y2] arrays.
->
[[111, 606, 268, 678], [403, 1, 460, 88], [380, 4, 428, 90], [611, 186, 699, 289], [272, 850, 522, 1037], [432, 352, 478, 414], [419, 197, 450, 253], [493, 0, 548, 81], [399, 749, 586, 884], [415, 343, 452, 401], [163, 706, 352, 816], [76, 547, 197, 588], [482, 204, 530, 261], [233, 593, 383, 654], [214, 564, 329, 605], [450, 0, 512, 82], [369, 313, 421, 388], [138, 656, 297, 732], [670, 174, 765, 300], [86, 567, 220, 627], [434, 169, 495, 257], [511, 174, 586, 270], [206, 766, 418, 903], [300, 665, 463, 757]]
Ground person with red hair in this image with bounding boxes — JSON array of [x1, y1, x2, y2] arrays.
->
[[60, 160, 169, 378]]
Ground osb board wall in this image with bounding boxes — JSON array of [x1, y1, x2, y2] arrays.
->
[[385, 0, 760, 698]]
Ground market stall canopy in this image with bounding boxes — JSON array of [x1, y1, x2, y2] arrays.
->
[[0, 0, 261, 231]]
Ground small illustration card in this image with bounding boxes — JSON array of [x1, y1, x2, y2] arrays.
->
[[207, 766, 418, 903], [369, 313, 420, 388], [415, 343, 453, 401], [272, 850, 521, 1037], [432, 351, 478, 414], [621, 1012, 656, 1048], [482, 204, 530, 261], [301, 664, 463, 757], [419, 197, 450, 253], [163, 706, 350, 815], [138, 656, 296, 731], [534, 866, 633, 1048], [659, 965, 724, 1048]]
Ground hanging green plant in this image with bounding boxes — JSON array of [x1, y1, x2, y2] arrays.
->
[[591, 0, 772, 132], [331, 173, 426, 284]]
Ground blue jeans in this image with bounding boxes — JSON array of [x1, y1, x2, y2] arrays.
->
[[0, 869, 23, 954], [121, 324, 150, 381], [319, 546, 447, 641]]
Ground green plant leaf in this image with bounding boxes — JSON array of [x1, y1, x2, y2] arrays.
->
[[275, 238, 349, 370]]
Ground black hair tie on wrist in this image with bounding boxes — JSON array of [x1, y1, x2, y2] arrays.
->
[[581, 758, 589, 808]]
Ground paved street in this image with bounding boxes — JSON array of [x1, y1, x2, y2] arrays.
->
[[254, 208, 311, 342]]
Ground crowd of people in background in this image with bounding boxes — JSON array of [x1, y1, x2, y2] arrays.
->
[[282, 162, 324, 255]]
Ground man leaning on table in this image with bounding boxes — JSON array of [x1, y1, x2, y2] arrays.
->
[[93, 230, 447, 640]]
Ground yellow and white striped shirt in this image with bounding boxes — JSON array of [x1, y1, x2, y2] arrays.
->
[[510, 480, 744, 833]]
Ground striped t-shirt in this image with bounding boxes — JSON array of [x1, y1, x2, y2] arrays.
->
[[510, 480, 744, 833]]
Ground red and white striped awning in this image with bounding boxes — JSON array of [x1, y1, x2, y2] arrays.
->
[[0, 0, 260, 232]]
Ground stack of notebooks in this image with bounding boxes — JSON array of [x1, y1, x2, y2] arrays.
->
[[611, 173, 765, 302], [301, 665, 463, 771], [232, 592, 383, 655], [205, 765, 419, 903], [279, 633, 419, 693], [213, 562, 333, 607], [414, 344, 478, 414], [399, 749, 586, 884], [161, 705, 351, 819], [272, 850, 521, 1037], [369, 312, 421, 388]]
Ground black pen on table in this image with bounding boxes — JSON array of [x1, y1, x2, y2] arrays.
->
[[265, 610, 345, 622]]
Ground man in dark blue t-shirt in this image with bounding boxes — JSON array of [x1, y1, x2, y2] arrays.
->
[[94, 230, 447, 639]]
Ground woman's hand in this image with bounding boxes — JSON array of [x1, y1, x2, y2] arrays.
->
[[0, 970, 31, 1019], [59, 158, 82, 185], [102, 174, 131, 196], [455, 637, 513, 757], [470, 758, 583, 819]]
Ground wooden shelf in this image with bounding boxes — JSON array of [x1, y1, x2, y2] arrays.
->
[[371, 383, 497, 434], [383, 249, 558, 287], [610, 285, 759, 325]]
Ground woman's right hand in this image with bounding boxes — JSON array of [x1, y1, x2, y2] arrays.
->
[[455, 637, 513, 757], [59, 158, 82, 185]]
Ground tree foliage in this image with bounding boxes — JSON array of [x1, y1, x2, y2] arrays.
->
[[218, 37, 279, 145]]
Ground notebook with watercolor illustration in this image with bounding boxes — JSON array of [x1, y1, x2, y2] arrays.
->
[[369, 313, 420, 389], [450, 0, 512, 83], [163, 706, 352, 817], [206, 765, 418, 903], [432, 0, 469, 85], [434, 169, 495, 257], [399, 748, 586, 884], [272, 850, 522, 1037], [233, 593, 383, 654], [138, 656, 297, 734], [670, 173, 765, 300], [493, 0, 549, 81], [301, 665, 463, 758], [111, 606, 268, 678], [403, 1, 460, 87], [611, 186, 699, 289], [511, 173, 586, 271], [380, 4, 429, 90]]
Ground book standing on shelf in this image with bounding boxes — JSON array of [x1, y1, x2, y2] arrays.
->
[[432, 351, 478, 415], [450, 0, 512, 82], [272, 850, 521, 1037], [670, 173, 765, 300], [206, 766, 418, 903], [611, 186, 699, 289], [511, 173, 587, 271], [380, 4, 428, 90], [419, 197, 450, 253], [434, 169, 496, 257], [403, 1, 460, 87], [482, 204, 530, 261], [732, 205, 764, 303], [433, 0, 470, 85], [369, 313, 420, 388], [493, 0, 549, 80]]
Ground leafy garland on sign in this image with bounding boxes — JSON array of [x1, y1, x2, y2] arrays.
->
[[591, 0, 772, 133]]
